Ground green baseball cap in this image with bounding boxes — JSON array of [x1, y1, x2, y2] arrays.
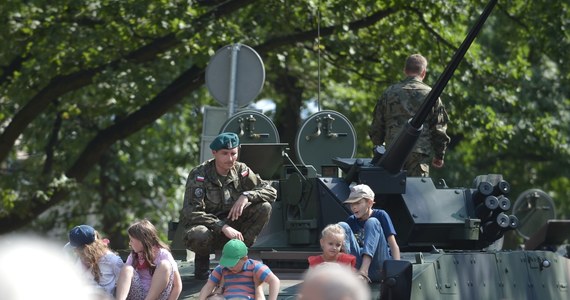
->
[[210, 132, 240, 151], [220, 239, 248, 267]]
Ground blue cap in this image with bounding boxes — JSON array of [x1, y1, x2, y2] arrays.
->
[[69, 225, 96, 247], [210, 132, 240, 151]]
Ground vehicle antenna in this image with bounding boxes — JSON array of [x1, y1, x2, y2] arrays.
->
[[316, 0, 321, 112]]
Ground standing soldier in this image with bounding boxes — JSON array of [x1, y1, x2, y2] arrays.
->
[[369, 53, 451, 177], [180, 132, 277, 279]]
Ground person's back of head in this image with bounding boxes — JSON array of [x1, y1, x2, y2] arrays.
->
[[404, 54, 428, 78], [297, 262, 370, 300]]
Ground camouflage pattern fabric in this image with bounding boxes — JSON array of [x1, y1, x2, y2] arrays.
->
[[180, 159, 276, 255], [185, 201, 271, 255], [369, 76, 450, 174], [405, 152, 430, 177]]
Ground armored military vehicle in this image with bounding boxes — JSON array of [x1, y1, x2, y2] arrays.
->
[[170, 0, 570, 298]]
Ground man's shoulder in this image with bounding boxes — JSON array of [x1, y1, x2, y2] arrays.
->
[[234, 161, 250, 171], [189, 160, 205, 171], [401, 78, 431, 90], [384, 79, 429, 97], [233, 162, 256, 178], [189, 160, 215, 176], [185, 168, 213, 190]]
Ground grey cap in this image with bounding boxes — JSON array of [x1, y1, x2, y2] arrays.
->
[[344, 184, 375, 204]]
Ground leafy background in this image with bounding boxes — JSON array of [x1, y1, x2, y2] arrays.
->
[[0, 0, 568, 249]]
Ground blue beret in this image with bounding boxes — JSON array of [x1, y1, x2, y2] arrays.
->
[[210, 132, 240, 151]]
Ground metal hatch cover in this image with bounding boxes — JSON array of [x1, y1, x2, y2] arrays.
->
[[205, 44, 265, 108], [512, 188, 556, 240], [219, 110, 280, 144], [295, 110, 356, 174]]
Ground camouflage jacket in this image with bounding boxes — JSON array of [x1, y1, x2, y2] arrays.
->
[[368, 76, 451, 159], [182, 159, 277, 233]]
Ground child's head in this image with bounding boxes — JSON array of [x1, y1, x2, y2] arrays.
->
[[320, 224, 345, 258], [127, 219, 169, 254], [127, 219, 169, 273], [320, 224, 345, 245], [343, 184, 375, 220], [299, 262, 370, 300], [219, 239, 248, 272]]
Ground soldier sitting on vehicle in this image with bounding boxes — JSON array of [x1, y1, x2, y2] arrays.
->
[[180, 132, 277, 279]]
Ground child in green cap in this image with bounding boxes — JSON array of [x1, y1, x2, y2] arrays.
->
[[198, 239, 280, 300]]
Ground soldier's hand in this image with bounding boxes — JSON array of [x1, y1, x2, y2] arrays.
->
[[222, 225, 243, 241], [228, 195, 251, 221]]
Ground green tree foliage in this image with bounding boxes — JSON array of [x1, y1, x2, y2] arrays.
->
[[0, 0, 568, 248]]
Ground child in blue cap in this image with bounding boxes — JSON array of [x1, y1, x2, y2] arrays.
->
[[67, 224, 124, 297]]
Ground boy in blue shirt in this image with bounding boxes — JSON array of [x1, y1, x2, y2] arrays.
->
[[338, 184, 400, 282]]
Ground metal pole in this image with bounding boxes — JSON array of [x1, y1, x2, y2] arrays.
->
[[228, 43, 241, 116]]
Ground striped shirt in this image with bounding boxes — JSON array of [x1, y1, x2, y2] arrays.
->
[[209, 259, 272, 299]]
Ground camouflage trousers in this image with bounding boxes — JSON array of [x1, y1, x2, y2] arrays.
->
[[404, 152, 430, 177], [185, 201, 272, 256]]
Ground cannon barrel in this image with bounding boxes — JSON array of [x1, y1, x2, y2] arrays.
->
[[376, 0, 498, 173]]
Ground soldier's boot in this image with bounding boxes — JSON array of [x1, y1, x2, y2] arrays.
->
[[194, 254, 210, 280]]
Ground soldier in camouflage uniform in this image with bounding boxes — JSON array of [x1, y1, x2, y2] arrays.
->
[[180, 132, 277, 279], [369, 54, 451, 177]]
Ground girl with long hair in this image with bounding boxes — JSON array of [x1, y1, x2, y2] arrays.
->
[[67, 224, 124, 297], [115, 219, 182, 300]]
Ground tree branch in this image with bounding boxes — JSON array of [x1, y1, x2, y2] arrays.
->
[[0, 0, 257, 164], [0, 65, 205, 232], [256, 6, 398, 53]]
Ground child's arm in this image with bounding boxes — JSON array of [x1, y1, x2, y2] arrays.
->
[[387, 235, 400, 260], [265, 272, 281, 300], [254, 272, 266, 300], [255, 284, 266, 300], [198, 280, 217, 300], [168, 270, 183, 300], [359, 253, 372, 276]]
